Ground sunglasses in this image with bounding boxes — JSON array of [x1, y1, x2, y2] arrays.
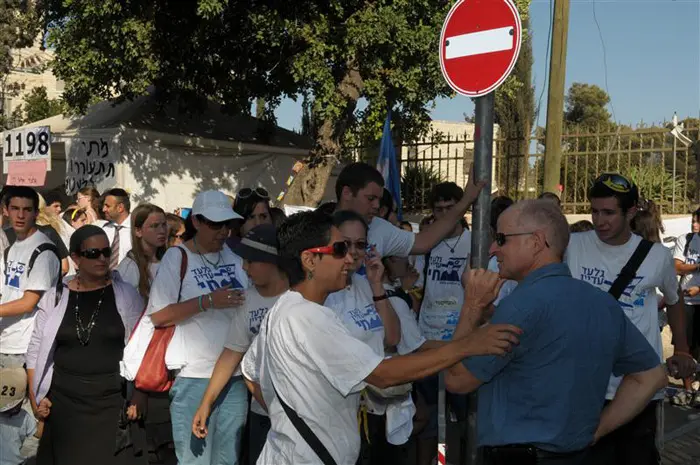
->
[[494, 231, 550, 248], [237, 187, 269, 200], [305, 241, 350, 259], [79, 247, 112, 259], [196, 215, 234, 230], [593, 173, 633, 194]]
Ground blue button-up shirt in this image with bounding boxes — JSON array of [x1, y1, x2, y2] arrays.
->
[[465, 263, 659, 452]]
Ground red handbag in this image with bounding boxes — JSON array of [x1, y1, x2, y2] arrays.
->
[[133, 247, 187, 392]]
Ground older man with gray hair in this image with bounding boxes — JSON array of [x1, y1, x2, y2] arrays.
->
[[444, 200, 666, 465]]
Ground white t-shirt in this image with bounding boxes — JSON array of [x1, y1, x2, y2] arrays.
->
[[382, 284, 425, 355], [565, 231, 679, 400], [0, 408, 37, 465], [147, 245, 248, 378], [415, 229, 471, 341], [225, 286, 281, 416], [117, 256, 160, 292], [673, 232, 700, 304], [368, 217, 415, 258], [242, 291, 384, 465], [0, 230, 60, 354], [325, 274, 386, 356]]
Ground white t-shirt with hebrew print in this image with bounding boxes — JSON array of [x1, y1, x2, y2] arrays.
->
[[565, 230, 679, 400], [325, 274, 386, 357], [368, 217, 415, 259], [673, 232, 700, 304], [0, 230, 60, 354], [416, 229, 471, 341], [225, 286, 281, 416], [242, 291, 384, 465], [147, 245, 248, 378]]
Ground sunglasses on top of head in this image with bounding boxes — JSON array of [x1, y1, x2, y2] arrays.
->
[[196, 215, 234, 230], [79, 247, 112, 259], [304, 241, 350, 259], [593, 173, 633, 194], [237, 187, 270, 201]]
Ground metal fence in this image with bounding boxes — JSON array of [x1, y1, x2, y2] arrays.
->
[[347, 122, 700, 215]]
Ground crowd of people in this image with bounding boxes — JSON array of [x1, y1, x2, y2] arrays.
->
[[0, 165, 696, 465]]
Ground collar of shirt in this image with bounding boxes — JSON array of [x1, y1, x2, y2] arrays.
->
[[518, 262, 571, 289], [106, 214, 131, 230]]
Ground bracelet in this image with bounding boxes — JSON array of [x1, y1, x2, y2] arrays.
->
[[207, 294, 214, 309], [373, 294, 388, 302], [197, 295, 205, 312]]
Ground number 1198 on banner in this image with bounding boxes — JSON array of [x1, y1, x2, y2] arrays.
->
[[2, 126, 52, 173]]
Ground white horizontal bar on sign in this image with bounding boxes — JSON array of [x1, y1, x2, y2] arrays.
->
[[445, 26, 514, 60]]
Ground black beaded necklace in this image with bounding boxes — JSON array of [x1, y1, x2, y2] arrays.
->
[[74, 280, 107, 346]]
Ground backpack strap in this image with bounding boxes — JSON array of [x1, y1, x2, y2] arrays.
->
[[27, 243, 63, 306], [386, 287, 413, 311], [177, 246, 188, 302], [684, 232, 695, 258], [418, 250, 431, 311], [608, 239, 654, 301]]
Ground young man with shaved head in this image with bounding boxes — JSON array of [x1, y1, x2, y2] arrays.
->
[[445, 200, 666, 465]]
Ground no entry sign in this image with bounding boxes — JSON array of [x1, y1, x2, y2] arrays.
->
[[439, 0, 522, 97]]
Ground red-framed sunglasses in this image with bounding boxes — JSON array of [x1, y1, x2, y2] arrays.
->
[[304, 241, 349, 259]]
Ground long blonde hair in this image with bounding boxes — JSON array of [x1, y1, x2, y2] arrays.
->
[[128, 203, 166, 299]]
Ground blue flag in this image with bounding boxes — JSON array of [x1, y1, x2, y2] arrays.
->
[[376, 111, 402, 220]]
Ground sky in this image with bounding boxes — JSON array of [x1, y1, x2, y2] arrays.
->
[[274, 0, 700, 132]]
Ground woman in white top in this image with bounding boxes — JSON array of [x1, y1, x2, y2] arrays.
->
[[117, 204, 167, 295], [147, 190, 249, 465], [192, 224, 288, 465]]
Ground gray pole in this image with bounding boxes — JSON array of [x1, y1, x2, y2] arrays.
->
[[462, 92, 495, 465]]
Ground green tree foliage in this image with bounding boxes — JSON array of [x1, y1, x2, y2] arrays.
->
[[401, 164, 444, 213], [43, 0, 455, 205], [564, 83, 612, 130], [15, 86, 65, 124]]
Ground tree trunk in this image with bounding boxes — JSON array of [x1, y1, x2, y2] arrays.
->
[[283, 65, 364, 207]]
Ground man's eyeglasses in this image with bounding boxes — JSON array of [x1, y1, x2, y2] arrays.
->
[[494, 231, 550, 248], [305, 241, 350, 259], [345, 239, 368, 252], [196, 215, 234, 230], [79, 247, 112, 259], [593, 173, 633, 194], [237, 187, 269, 200]]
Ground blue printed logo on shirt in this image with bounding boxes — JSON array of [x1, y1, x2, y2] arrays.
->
[[4, 260, 26, 289], [191, 264, 243, 292], [348, 304, 383, 332]]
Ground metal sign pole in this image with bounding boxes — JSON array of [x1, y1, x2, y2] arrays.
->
[[464, 92, 495, 465]]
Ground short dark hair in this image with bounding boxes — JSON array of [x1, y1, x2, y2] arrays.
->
[[490, 195, 514, 231], [335, 162, 385, 200], [332, 210, 368, 235], [278, 211, 334, 286], [317, 202, 337, 216], [44, 191, 63, 207], [588, 179, 638, 213], [429, 182, 463, 208], [3, 186, 39, 210], [103, 188, 131, 212], [538, 192, 561, 206], [269, 207, 287, 229], [693, 208, 700, 222], [380, 188, 394, 219]]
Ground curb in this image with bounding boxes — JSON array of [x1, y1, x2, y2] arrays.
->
[[666, 417, 700, 442]]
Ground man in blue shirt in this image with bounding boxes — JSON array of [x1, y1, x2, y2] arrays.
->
[[444, 200, 666, 465]]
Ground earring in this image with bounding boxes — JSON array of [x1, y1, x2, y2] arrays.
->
[[307, 271, 314, 280]]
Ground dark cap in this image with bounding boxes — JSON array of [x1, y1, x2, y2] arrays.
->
[[233, 224, 279, 264]]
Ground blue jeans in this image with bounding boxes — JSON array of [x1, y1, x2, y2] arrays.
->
[[170, 376, 248, 465]]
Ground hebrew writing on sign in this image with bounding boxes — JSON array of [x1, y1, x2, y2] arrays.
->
[[2, 126, 52, 173], [7, 160, 47, 187], [65, 136, 119, 195]]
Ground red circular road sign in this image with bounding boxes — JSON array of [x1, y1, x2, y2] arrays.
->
[[440, 0, 522, 97]]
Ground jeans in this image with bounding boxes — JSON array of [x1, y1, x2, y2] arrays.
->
[[169, 376, 248, 465]]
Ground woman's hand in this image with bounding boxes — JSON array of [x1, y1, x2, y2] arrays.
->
[[126, 404, 139, 421], [36, 398, 52, 420], [206, 286, 245, 309], [192, 404, 212, 439], [365, 248, 385, 285]]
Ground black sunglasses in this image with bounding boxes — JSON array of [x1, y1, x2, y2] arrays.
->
[[196, 215, 234, 230], [237, 187, 269, 200], [593, 173, 633, 194], [494, 232, 550, 248], [305, 241, 350, 259], [79, 247, 112, 259]]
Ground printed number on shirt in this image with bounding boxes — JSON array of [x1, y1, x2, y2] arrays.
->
[[191, 264, 243, 292]]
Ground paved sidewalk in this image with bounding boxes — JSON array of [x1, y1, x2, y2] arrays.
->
[[662, 421, 700, 465]]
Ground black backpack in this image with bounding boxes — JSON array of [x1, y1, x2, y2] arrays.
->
[[684, 232, 696, 258], [3, 243, 63, 306]]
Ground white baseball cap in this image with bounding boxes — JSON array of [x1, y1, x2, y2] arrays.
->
[[192, 190, 242, 222], [0, 367, 27, 412]]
